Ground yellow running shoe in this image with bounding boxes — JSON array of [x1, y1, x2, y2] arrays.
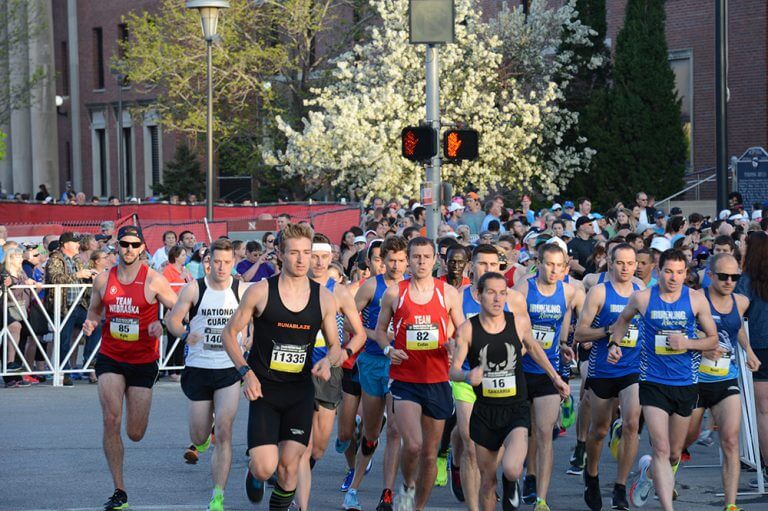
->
[[435, 453, 448, 487], [609, 418, 623, 460]]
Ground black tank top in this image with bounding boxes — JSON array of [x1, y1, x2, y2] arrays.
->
[[248, 276, 322, 385], [468, 312, 527, 405]]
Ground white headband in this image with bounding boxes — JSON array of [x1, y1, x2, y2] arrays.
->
[[312, 243, 333, 253]]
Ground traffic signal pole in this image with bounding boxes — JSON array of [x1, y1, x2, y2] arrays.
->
[[425, 44, 441, 240]]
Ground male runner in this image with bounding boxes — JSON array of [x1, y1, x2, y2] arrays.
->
[[683, 253, 760, 511], [220, 223, 344, 510], [575, 243, 643, 511], [377, 237, 464, 510], [450, 272, 569, 511], [635, 249, 657, 288], [344, 236, 408, 511], [82, 226, 178, 511], [165, 239, 247, 511], [609, 249, 718, 511], [515, 243, 577, 511], [295, 233, 366, 510], [449, 244, 505, 511]]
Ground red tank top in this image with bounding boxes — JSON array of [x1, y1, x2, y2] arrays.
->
[[391, 278, 450, 383], [438, 275, 470, 288], [100, 265, 160, 364], [342, 278, 367, 371]]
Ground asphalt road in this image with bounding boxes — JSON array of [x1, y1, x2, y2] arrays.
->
[[1, 377, 767, 511]]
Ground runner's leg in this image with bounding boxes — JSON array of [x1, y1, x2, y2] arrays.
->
[[99, 373, 127, 490], [211, 381, 239, 490], [616, 384, 641, 485], [585, 389, 613, 478], [532, 395, 560, 502], [415, 414, 445, 510], [455, 399, 479, 511], [711, 394, 741, 506], [643, 406, 674, 511]]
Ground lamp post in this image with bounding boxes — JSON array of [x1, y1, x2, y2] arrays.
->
[[110, 69, 126, 200], [186, 0, 230, 221]]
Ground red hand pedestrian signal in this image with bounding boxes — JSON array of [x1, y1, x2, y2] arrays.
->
[[401, 127, 437, 161], [443, 129, 479, 161]]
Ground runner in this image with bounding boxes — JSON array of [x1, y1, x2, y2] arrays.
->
[[376, 237, 465, 511], [609, 249, 718, 511], [82, 226, 178, 511], [165, 239, 247, 511], [295, 233, 366, 510], [683, 253, 760, 511], [575, 243, 644, 511], [635, 249, 657, 288], [219, 223, 344, 510], [450, 271, 569, 511], [344, 235, 408, 511], [515, 243, 577, 511]]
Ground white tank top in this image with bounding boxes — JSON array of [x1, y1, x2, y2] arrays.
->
[[186, 277, 242, 369]]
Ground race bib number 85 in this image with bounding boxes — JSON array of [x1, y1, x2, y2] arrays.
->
[[110, 318, 139, 342]]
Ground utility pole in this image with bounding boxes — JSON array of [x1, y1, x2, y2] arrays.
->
[[715, 0, 728, 212]]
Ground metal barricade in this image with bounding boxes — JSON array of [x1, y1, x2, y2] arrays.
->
[[0, 282, 188, 387]]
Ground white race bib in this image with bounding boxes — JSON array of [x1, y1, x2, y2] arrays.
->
[[203, 327, 224, 350], [620, 325, 639, 348], [532, 325, 555, 349], [654, 330, 686, 355], [699, 352, 732, 377], [482, 373, 517, 398], [406, 324, 439, 350], [270, 343, 308, 373], [110, 317, 139, 342]]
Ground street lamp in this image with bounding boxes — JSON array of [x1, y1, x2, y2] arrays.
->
[[186, 0, 230, 221]]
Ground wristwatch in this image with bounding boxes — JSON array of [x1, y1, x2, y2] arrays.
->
[[383, 345, 392, 356], [237, 365, 252, 378], [345, 347, 353, 358]]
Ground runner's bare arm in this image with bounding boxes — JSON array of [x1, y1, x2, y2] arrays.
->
[[222, 281, 267, 371], [337, 284, 366, 355], [149, 270, 178, 310], [354, 277, 377, 339], [574, 285, 608, 342], [313, 287, 342, 380], [376, 285, 407, 363], [683, 289, 718, 351], [449, 320, 477, 384], [82, 271, 108, 335], [444, 284, 465, 339], [507, 290, 530, 357], [735, 294, 761, 371], [165, 281, 197, 338]]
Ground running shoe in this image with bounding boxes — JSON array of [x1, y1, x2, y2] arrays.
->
[[208, 492, 224, 511], [184, 444, 199, 464], [245, 469, 265, 503], [723, 505, 744, 511], [522, 475, 537, 505], [396, 485, 415, 511], [561, 395, 576, 429], [336, 437, 352, 454], [435, 452, 448, 486], [7, 378, 31, 388], [343, 488, 362, 511], [567, 442, 586, 475], [449, 452, 464, 502], [629, 455, 653, 507], [609, 418, 622, 460], [375, 488, 393, 511], [340, 468, 355, 492], [6, 361, 22, 372], [365, 456, 374, 475], [103, 489, 128, 510], [534, 498, 550, 511], [611, 483, 628, 510], [583, 472, 602, 511], [22, 375, 39, 385], [680, 449, 691, 463], [502, 476, 520, 511]]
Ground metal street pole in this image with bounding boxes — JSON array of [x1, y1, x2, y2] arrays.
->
[[206, 39, 214, 221], [117, 78, 124, 201], [425, 44, 441, 240], [715, 0, 728, 212]]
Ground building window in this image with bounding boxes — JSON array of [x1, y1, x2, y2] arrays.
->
[[669, 50, 693, 171], [61, 41, 69, 95], [93, 27, 105, 89], [96, 128, 108, 196], [148, 125, 160, 191]]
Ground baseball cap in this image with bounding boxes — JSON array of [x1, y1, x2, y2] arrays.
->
[[591, 213, 604, 220], [718, 209, 731, 220], [575, 216, 592, 229], [95, 234, 111, 242], [650, 237, 672, 252], [545, 236, 568, 255], [353, 235, 367, 244], [466, 192, 480, 200], [411, 202, 423, 211], [562, 230, 574, 239], [59, 232, 79, 244], [564, 201, 575, 209], [47, 240, 60, 252], [117, 225, 144, 241], [752, 210, 763, 221], [670, 207, 683, 216], [701, 233, 715, 242], [636, 222, 653, 234], [551, 203, 562, 211], [364, 230, 378, 238], [560, 213, 573, 221], [448, 203, 465, 213]]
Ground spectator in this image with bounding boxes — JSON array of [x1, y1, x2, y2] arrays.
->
[[59, 182, 74, 202], [1, 243, 37, 378], [568, 216, 597, 277], [90, 196, 100, 205], [480, 200, 506, 233], [339, 230, 356, 269], [100, 221, 115, 243], [520, 194, 535, 224], [446, 202, 465, 231], [35, 184, 50, 202], [232, 240, 246, 266], [151, 230, 178, 269], [634, 191, 657, 225], [653, 210, 666, 235], [107, 196, 119, 205], [77, 235, 98, 266], [236, 240, 275, 282], [459, 192, 484, 234], [178, 230, 197, 261], [185, 243, 208, 279], [276, 213, 291, 232]]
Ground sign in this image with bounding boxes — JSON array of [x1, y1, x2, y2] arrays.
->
[[736, 147, 768, 213], [443, 129, 479, 161], [409, 0, 455, 44], [422, 181, 434, 205], [401, 126, 437, 161]]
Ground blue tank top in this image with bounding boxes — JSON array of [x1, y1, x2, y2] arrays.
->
[[701, 271, 712, 289], [597, 272, 607, 284], [312, 279, 346, 364], [588, 281, 641, 379], [523, 280, 566, 374], [363, 274, 389, 356], [461, 286, 508, 371], [698, 288, 741, 383], [638, 286, 699, 386]]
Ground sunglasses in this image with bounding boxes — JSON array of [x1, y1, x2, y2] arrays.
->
[[119, 240, 143, 249], [266, 239, 275, 243], [32, 253, 40, 257], [715, 273, 740, 282]]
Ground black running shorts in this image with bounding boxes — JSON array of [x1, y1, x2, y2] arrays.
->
[[587, 373, 639, 400], [639, 381, 698, 417], [247, 381, 315, 448], [94, 353, 159, 389], [181, 366, 241, 401], [696, 379, 740, 409], [525, 372, 558, 400], [470, 401, 530, 452], [341, 366, 361, 397]]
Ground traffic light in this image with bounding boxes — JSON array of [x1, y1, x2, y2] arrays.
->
[[443, 129, 479, 161], [401, 127, 437, 161]]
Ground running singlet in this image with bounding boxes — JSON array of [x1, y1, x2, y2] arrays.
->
[[439, 275, 471, 287], [186, 277, 241, 369], [638, 286, 699, 386], [248, 276, 322, 384], [699, 288, 740, 382], [468, 312, 527, 404], [461, 286, 508, 371], [588, 281, 641, 379], [362, 274, 389, 356], [391, 278, 450, 383], [312, 278, 345, 365], [101, 264, 160, 364], [523, 280, 567, 374]]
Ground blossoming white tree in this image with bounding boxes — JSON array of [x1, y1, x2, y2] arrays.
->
[[267, 0, 597, 201]]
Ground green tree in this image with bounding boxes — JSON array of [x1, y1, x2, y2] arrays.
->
[[586, 0, 686, 207], [152, 143, 204, 198], [0, 131, 6, 161]]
